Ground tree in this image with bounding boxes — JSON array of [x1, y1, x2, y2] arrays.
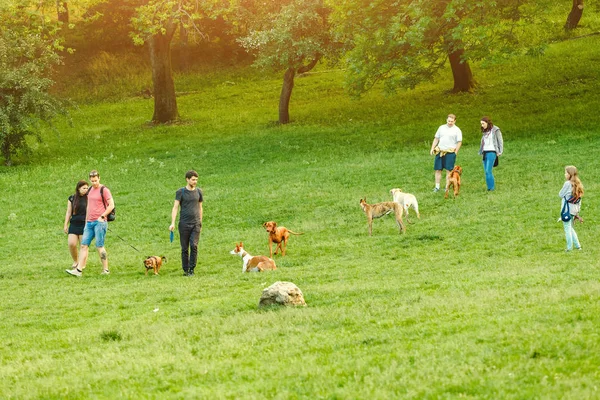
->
[[237, 0, 337, 124], [57, 1, 68, 24], [0, 2, 69, 166], [133, 0, 221, 124], [331, 0, 550, 95], [565, 0, 584, 30]]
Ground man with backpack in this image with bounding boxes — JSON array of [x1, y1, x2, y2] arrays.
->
[[169, 170, 203, 276], [67, 170, 115, 277]]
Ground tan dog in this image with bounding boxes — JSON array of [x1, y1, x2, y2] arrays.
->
[[445, 165, 463, 199], [359, 198, 405, 236], [143, 255, 166, 275], [230, 242, 277, 272], [390, 188, 420, 223], [262, 221, 303, 257]]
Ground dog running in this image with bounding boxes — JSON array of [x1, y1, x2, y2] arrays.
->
[[445, 165, 463, 199], [262, 221, 303, 257], [230, 242, 277, 272], [359, 198, 405, 236], [143, 255, 166, 275], [390, 188, 420, 223]]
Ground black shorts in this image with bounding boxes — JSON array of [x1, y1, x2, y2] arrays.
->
[[68, 222, 85, 236]]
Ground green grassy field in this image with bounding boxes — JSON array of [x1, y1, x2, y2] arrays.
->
[[0, 36, 599, 398]]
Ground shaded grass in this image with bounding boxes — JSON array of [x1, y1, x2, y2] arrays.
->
[[0, 37, 599, 398]]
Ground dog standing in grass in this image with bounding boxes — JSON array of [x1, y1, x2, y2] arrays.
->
[[144, 255, 166, 275], [359, 198, 405, 236], [262, 221, 303, 257], [445, 165, 463, 199], [390, 188, 420, 223]]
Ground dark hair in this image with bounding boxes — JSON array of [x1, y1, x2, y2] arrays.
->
[[480, 116, 494, 132], [73, 180, 88, 214], [185, 170, 199, 179], [89, 170, 99, 178]]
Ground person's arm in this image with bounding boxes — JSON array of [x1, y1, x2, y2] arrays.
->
[[455, 141, 462, 155], [169, 200, 180, 231], [199, 201, 203, 232], [430, 137, 440, 155], [64, 200, 72, 234], [559, 182, 571, 198], [496, 128, 503, 155], [100, 198, 115, 221]]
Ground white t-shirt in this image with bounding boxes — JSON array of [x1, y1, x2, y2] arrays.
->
[[435, 124, 462, 150], [482, 131, 495, 151]]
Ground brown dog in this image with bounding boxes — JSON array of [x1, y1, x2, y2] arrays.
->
[[143, 255, 166, 275], [262, 221, 303, 257], [359, 198, 405, 236], [445, 165, 463, 199], [230, 242, 277, 272]]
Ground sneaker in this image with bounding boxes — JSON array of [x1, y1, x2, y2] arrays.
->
[[101, 270, 110, 275], [433, 188, 440, 193], [66, 268, 82, 277]]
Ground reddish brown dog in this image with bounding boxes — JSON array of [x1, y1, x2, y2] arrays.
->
[[445, 165, 463, 199], [262, 221, 303, 257], [144, 255, 166, 275]]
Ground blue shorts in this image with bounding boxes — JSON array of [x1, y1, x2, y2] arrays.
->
[[81, 221, 108, 248], [434, 153, 456, 171]]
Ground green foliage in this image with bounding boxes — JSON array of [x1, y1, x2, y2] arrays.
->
[[237, 0, 337, 71], [329, 0, 556, 96], [0, 2, 69, 166]]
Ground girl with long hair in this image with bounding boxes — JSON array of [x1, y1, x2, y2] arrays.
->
[[63, 180, 89, 268], [478, 116, 504, 191], [559, 166, 584, 251]]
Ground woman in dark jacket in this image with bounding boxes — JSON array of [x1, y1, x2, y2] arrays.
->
[[478, 116, 504, 191], [63, 180, 89, 269]]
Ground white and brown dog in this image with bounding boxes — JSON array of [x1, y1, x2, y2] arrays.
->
[[230, 242, 277, 273], [390, 188, 420, 223]]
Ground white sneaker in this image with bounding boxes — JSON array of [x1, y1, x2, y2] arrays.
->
[[101, 270, 110, 275], [66, 268, 82, 277], [433, 188, 440, 193]]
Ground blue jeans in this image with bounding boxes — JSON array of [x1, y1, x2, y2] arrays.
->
[[482, 152, 497, 190], [81, 221, 107, 247], [563, 219, 581, 251]]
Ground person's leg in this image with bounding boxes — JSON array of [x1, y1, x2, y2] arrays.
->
[[179, 224, 191, 273], [188, 224, 201, 274], [94, 221, 109, 272], [77, 223, 94, 270], [563, 220, 573, 250], [68, 234, 80, 267], [483, 152, 496, 190], [433, 154, 442, 190], [570, 221, 581, 249]]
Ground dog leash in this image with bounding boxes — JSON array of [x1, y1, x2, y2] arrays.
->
[[107, 227, 141, 253]]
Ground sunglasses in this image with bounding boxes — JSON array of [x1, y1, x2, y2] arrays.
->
[[89, 173, 99, 177]]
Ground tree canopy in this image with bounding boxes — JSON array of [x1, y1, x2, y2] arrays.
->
[[330, 0, 552, 95]]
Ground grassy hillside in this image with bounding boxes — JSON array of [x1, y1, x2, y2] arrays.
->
[[0, 36, 599, 398]]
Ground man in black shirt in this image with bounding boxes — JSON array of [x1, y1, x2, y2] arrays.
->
[[169, 170, 203, 276]]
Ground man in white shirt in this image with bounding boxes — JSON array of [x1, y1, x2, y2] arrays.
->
[[429, 114, 462, 192]]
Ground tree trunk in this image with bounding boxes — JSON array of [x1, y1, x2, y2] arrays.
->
[[279, 67, 295, 124], [448, 48, 475, 93], [565, 0, 584, 30], [149, 28, 179, 124], [57, 1, 68, 24]]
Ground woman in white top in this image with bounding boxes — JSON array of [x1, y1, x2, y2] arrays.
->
[[478, 116, 504, 191]]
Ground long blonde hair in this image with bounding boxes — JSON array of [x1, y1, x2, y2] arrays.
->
[[565, 165, 584, 200]]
